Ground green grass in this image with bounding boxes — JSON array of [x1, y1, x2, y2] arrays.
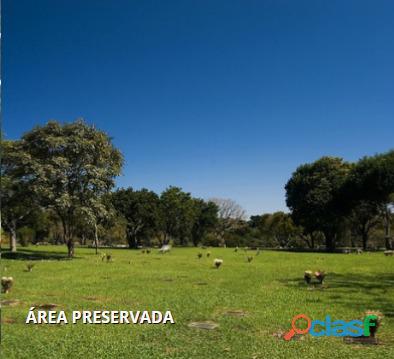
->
[[1, 246, 394, 358]]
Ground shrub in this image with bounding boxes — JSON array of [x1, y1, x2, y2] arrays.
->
[[26, 263, 35, 272], [202, 233, 219, 247], [18, 226, 35, 247], [197, 253, 203, 259]]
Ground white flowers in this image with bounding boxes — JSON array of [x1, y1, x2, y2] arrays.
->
[[314, 270, 326, 284], [159, 245, 171, 254], [213, 258, 223, 269]]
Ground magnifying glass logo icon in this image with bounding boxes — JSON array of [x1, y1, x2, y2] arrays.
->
[[283, 314, 311, 341]]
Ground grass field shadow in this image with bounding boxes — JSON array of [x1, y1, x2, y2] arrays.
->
[[1, 249, 75, 261], [282, 272, 394, 318], [327, 272, 394, 317], [328, 272, 394, 292]]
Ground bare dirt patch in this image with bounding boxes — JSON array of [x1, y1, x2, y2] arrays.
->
[[1, 299, 21, 307], [223, 309, 248, 317], [188, 321, 219, 330]]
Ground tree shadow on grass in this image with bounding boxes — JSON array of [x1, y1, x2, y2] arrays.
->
[[280, 272, 394, 318], [328, 272, 394, 292], [281, 272, 394, 291], [1, 249, 77, 261], [325, 272, 394, 318]]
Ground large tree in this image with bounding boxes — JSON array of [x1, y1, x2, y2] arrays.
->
[[1, 140, 36, 252], [191, 199, 218, 246], [111, 188, 161, 248], [20, 120, 123, 257], [348, 201, 382, 250], [159, 187, 198, 245], [347, 150, 394, 249], [285, 157, 351, 251]]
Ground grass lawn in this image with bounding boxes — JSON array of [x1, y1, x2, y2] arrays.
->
[[1, 246, 394, 358]]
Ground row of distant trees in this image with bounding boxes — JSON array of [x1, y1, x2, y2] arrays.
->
[[1, 120, 393, 256]]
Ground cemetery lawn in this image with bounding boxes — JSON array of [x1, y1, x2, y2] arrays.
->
[[1, 246, 394, 359]]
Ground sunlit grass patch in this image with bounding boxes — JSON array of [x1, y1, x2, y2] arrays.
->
[[1, 246, 393, 358]]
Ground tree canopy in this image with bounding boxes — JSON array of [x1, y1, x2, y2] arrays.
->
[[19, 120, 123, 256], [111, 188, 161, 248], [1, 140, 37, 252], [285, 157, 351, 251]]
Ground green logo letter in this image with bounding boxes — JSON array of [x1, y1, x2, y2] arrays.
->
[[363, 315, 377, 336]]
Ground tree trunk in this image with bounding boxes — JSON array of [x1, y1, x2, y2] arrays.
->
[[163, 232, 169, 245], [310, 234, 315, 249], [324, 231, 335, 252], [361, 222, 369, 250], [362, 232, 368, 251], [67, 239, 75, 258], [94, 222, 99, 255], [64, 223, 75, 257], [385, 237, 392, 250], [127, 235, 137, 249], [10, 221, 17, 253], [350, 235, 356, 248], [384, 206, 392, 250], [126, 225, 139, 248]]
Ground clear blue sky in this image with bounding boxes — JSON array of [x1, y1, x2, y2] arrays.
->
[[3, 0, 394, 215]]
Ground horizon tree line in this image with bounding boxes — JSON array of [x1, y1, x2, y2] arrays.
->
[[1, 120, 393, 256]]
